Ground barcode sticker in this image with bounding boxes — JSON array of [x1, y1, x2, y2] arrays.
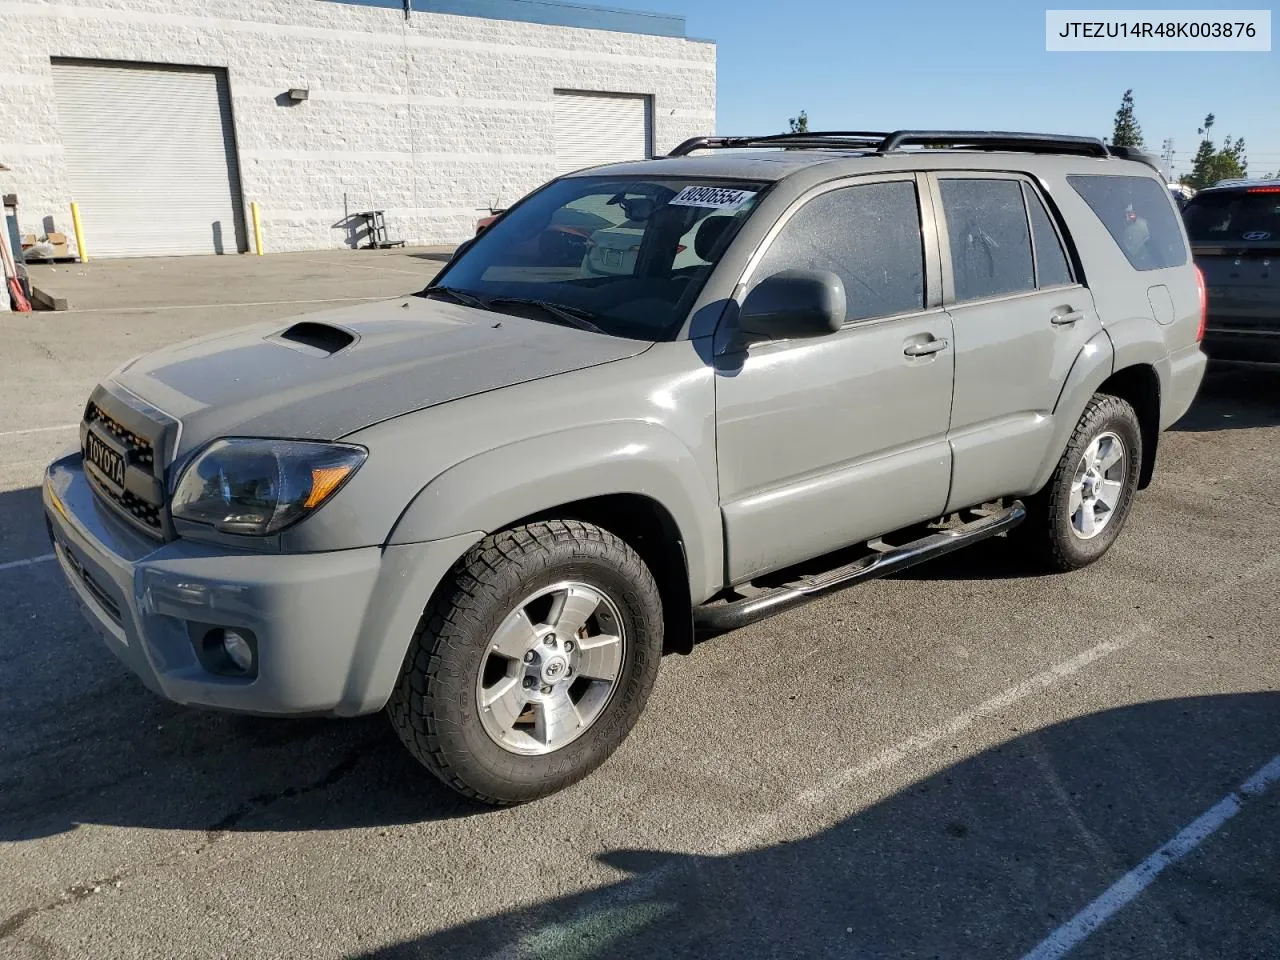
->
[[668, 186, 757, 209]]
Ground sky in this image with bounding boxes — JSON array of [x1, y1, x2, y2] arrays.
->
[[616, 0, 1280, 179]]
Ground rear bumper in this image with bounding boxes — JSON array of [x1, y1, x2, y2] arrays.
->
[[1161, 343, 1209, 429], [1202, 326, 1280, 365], [44, 453, 480, 717]]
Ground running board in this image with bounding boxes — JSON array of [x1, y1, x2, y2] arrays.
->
[[693, 500, 1026, 633]]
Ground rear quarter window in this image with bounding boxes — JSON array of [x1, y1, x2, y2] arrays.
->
[[1067, 174, 1188, 271]]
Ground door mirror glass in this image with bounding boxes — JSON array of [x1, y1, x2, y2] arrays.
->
[[739, 269, 845, 338]]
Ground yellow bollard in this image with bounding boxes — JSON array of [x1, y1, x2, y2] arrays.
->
[[69, 202, 89, 262], [250, 202, 264, 255]]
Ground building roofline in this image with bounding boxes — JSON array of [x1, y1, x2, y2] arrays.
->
[[323, 0, 688, 38]]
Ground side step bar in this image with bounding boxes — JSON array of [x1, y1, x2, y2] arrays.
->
[[693, 500, 1026, 633]]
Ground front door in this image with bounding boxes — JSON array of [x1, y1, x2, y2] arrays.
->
[[714, 175, 955, 583], [930, 173, 1103, 512]]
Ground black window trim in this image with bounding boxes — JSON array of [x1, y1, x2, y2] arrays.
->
[[928, 170, 1086, 308], [1021, 180, 1077, 290], [736, 171, 942, 330]]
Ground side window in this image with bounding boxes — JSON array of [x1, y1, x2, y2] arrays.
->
[[1067, 174, 1188, 271], [1022, 183, 1074, 288], [753, 181, 924, 322], [939, 178, 1034, 302]]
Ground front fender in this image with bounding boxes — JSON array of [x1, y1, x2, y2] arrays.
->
[[1028, 329, 1115, 493], [387, 421, 725, 604]]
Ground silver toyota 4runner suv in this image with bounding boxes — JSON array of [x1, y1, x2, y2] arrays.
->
[[45, 131, 1207, 805]]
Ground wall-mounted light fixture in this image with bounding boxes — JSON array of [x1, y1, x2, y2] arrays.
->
[[287, 88, 309, 102]]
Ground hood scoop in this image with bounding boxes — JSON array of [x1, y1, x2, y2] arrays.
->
[[271, 321, 358, 357]]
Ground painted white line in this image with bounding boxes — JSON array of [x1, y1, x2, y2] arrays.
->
[[485, 631, 1156, 960], [50, 296, 391, 315], [0, 553, 55, 574], [486, 553, 1280, 960], [0, 423, 77, 438], [1021, 754, 1280, 960], [298, 257, 435, 277]]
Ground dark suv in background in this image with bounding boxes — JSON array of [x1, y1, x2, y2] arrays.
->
[[1182, 179, 1280, 363]]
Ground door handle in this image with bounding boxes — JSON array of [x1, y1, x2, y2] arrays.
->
[[1050, 309, 1085, 326], [904, 337, 949, 357]]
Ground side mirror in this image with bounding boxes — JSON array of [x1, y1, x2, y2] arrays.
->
[[739, 269, 846, 339]]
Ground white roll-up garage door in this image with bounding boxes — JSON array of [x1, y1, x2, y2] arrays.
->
[[553, 91, 652, 176], [51, 60, 247, 258]]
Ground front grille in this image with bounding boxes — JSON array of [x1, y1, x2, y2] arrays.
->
[[86, 402, 156, 468], [82, 394, 171, 538]]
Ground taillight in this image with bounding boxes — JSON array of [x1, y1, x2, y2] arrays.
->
[[1194, 265, 1207, 342], [1246, 186, 1280, 193]]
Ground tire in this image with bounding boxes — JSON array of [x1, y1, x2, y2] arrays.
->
[[1019, 393, 1143, 572], [387, 520, 664, 805]]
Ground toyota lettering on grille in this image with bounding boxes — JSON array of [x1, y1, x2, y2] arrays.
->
[[85, 431, 126, 488]]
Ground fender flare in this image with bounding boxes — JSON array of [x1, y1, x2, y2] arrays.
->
[[1028, 328, 1116, 493], [387, 421, 725, 603]]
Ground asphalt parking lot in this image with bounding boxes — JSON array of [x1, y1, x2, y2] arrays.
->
[[2, 253, 1279, 960]]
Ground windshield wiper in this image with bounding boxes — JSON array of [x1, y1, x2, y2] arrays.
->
[[423, 285, 490, 310], [485, 297, 606, 334]]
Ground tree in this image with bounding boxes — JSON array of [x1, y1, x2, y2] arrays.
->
[[1182, 114, 1249, 188], [787, 110, 809, 135], [1184, 114, 1218, 189], [1111, 89, 1144, 148]]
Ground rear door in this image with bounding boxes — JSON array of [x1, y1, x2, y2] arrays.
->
[[930, 173, 1102, 512], [1182, 185, 1280, 331]]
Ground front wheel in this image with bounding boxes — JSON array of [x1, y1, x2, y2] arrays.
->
[[387, 520, 664, 805], [1019, 393, 1143, 571]]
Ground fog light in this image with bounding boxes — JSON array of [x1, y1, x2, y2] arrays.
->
[[220, 629, 254, 673]]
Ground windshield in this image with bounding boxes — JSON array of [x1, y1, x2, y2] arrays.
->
[[1182, 189, 1280, 244], [427, 176, 767, 340]]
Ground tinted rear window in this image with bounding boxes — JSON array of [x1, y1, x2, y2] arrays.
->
[[1067, 174, 1188, 271], [1182, 190, 1280, 244]]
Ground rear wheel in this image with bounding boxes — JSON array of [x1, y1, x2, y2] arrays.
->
[[1020, 393, 1142, 571], [387, 520, 663, 805]]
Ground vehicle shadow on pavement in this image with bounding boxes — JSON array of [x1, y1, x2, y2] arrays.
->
[[0, 480, 487, 841], [902, 361, 1279, 584], [1172, 361, 1280, 432], [355, 692, 1280, 960]]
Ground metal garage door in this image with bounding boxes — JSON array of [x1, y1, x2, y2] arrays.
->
[[553, 91, 652, 176], [51, 60, 247, 258]]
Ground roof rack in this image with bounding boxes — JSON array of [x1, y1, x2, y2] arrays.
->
[[667, 132, 889, 156], [877, 130, 1108, 157], [667, 129, 1110, 160]]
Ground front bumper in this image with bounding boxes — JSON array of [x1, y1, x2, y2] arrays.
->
[[44, 454, 480, 717]]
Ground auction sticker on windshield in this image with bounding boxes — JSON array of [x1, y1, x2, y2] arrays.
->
[[669, 186, 757, 209]]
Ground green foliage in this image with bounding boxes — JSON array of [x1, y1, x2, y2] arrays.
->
[[1111, 89, 1144, 148], [1181, 114, 1248, 189], [787, 110, 809, 135]]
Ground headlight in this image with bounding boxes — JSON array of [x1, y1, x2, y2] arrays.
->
[[171, 438, 367, 536]]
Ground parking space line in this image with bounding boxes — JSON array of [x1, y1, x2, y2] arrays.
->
[[487, 553, 1280, 960], [0, 553, 55, 574], [0, 424, 77, 439], [298, 257, 437, 277], [48, 296, 391, 315], [1021, 754, 1280, 960]]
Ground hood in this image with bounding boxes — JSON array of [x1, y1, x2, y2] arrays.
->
[[109, 296, 649, 457]]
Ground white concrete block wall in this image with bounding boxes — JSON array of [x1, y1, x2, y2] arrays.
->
[[0, 0, 716, 256]]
